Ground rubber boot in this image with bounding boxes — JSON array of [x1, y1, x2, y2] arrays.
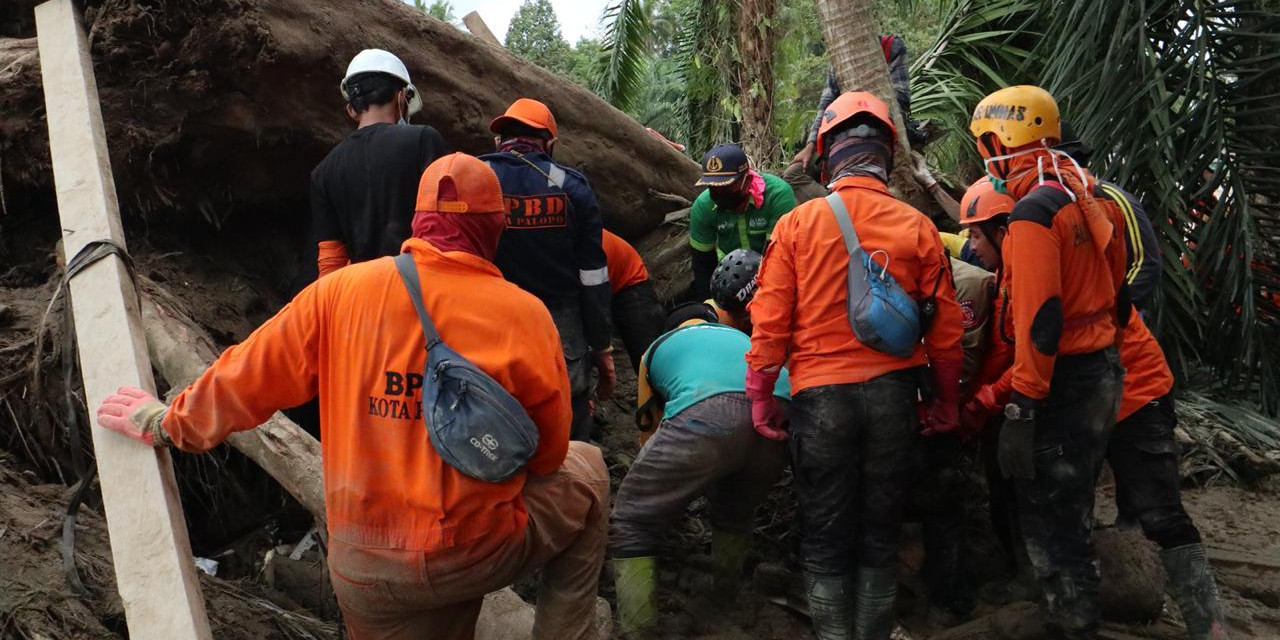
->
[[613, 556, 657, 637], [710, 529, 751, 607], [852, 566, 897, 640], [804, 572, 853, 640], [1161, 544, 1231, 640]]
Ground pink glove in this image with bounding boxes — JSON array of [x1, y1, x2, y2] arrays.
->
[[96, 386, 169, 446], [969, 383, 1002, 415], [922, 359, 963, 437], [746, 366, 787, 440]]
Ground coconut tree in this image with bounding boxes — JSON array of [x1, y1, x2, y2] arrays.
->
[[813, 0, 931, 209], [737, 0, 780, 164]]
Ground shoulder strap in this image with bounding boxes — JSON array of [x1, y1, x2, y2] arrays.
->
[[393, 253, 442, 348], [511, 151, 566, 190], [826, 192, 862, 256]]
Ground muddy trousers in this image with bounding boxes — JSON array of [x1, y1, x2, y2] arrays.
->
[[548, 304, 594, 441], [790, 372, 919, 640], [1109, 394, 1201, 549], [913, 434, 976, 615], [328, 442, 610, 640], [611, 281, 664, 372], [609, 393, 789, 557], [1014, 348, 1124, 640]]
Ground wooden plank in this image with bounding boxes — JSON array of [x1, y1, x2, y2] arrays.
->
[[34, 1, 212, 638], [463, 11, 503, 47]]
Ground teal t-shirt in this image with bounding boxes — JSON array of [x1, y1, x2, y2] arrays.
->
[[645, 323, 792, 420], [689, 173, 797, 259]]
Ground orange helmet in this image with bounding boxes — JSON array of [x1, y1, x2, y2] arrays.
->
[[959, 177, 1015, 225], [416, 153, 505, 215], [489, 98, 558, 139], [815, 91, 896, 157]]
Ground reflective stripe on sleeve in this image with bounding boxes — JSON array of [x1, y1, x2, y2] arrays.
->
[[580, 266, 610, 286]]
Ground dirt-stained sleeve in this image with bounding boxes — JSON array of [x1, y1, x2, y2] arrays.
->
[[746, 212, 798, 371], [162, 282, 323, 453], [513, 303, 573, 476], [1007, 212, 1063, 400], [919, 220, 964, 366]]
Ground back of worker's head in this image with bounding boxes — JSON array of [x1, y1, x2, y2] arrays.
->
[[341, 49, 422, 119], [491, 98, 559, 154], [711, 249, 762, 313], [969, 85, 1061, 179], [411, 153, 508, 260], [816, 92, 896, 184], [1054, 120, 1093, 169], [663, 301, 718, 332]]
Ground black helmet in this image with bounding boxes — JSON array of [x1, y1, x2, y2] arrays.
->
[[711, 249, 763, 312]]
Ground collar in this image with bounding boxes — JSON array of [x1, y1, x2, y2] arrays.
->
[[831, 175, 891, 195], [399, 238, 503, 277]]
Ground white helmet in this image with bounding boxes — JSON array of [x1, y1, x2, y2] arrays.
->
[[340, 49, 423, 115]]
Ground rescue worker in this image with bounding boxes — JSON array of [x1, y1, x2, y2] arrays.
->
[[1054, 121, 1162, 313], [602, 229, 664, 371], [792, 35, 916, 167], [97, 154, 609, 640], [708, 249, 762, 332], [689, 143, 796, 300], [957, 181, 1231, 640], [482, 98, 615, 441], [747, 91, 964, 640], [612, 306, 791, 636], [312, 49, 447, 278], [969, 85, 1129, 640]]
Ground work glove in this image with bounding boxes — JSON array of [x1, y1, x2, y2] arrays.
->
[[997, 392, 1037, 480], [911, 151, 938, 189], [958, 383, 1002, 440], [593, 348, 617, 400], [96, 385, 170, 446], [745, 366, 787, 441], [922, 359, 963, 437]]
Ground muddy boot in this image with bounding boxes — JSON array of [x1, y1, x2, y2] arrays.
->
[[1161, 544, 1231, 640], [710, 529, 751, 607], [851, 566, 897, 640], [979, 564, 1040, 605], [805, 572, 853, 640], [613, 556, 657, 637]]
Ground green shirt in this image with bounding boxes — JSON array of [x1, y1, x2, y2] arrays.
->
[[689, 172, 797, 258], [646, 323, 792, 421]]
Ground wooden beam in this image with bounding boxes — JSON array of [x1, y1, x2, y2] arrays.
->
[[34, 1, 212, 638], [462, 11, 503, 47]]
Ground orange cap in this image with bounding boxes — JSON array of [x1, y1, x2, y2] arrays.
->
[[416, 153, 505, 215], [489, 98, 558, 139], [959, 177, 1016, 225], [816, 91, 896, 157]]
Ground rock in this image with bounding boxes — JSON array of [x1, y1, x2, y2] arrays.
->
[[1097, 525, 1166, 623]]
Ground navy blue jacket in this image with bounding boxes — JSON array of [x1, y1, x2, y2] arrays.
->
[[482, 150, 613, 350]]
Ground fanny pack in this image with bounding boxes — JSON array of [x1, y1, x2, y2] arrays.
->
[[826, 193, 922, 358], [393, 253, 539, 483]]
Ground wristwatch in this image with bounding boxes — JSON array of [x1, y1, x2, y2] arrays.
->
[[1004, 401, 1034, 422]]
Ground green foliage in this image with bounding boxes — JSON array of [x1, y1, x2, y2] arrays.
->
[[506, 0, 574, 75], [599, 0, 653, 110], [412, 0, 458, 25]]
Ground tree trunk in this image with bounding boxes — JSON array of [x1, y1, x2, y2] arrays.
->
[[812, 0, 930, 211], [737, 0, 779, 165], [0, 0, 699, 240]]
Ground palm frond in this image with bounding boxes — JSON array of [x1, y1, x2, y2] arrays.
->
[[598, 0, 652, 111]]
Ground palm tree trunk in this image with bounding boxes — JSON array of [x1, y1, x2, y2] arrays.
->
[[813, 0, 929, 210], [737, 0, 779, 166]]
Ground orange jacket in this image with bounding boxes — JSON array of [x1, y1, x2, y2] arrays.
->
[[746, 176, 963, 392], [317, 240, 350, 278], [1116, 314, 1174, 421], [163, 238, 572, 553], [1005, 185, 1128, 399], [977, 306, 1172, 424], [602, 229, 649, 294]]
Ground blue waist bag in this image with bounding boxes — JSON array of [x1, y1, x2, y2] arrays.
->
[[393, 253, 538, 483], [826, 193, 922, 358]]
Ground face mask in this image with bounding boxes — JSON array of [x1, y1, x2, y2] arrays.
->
[[711, 190, 748, 210]]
